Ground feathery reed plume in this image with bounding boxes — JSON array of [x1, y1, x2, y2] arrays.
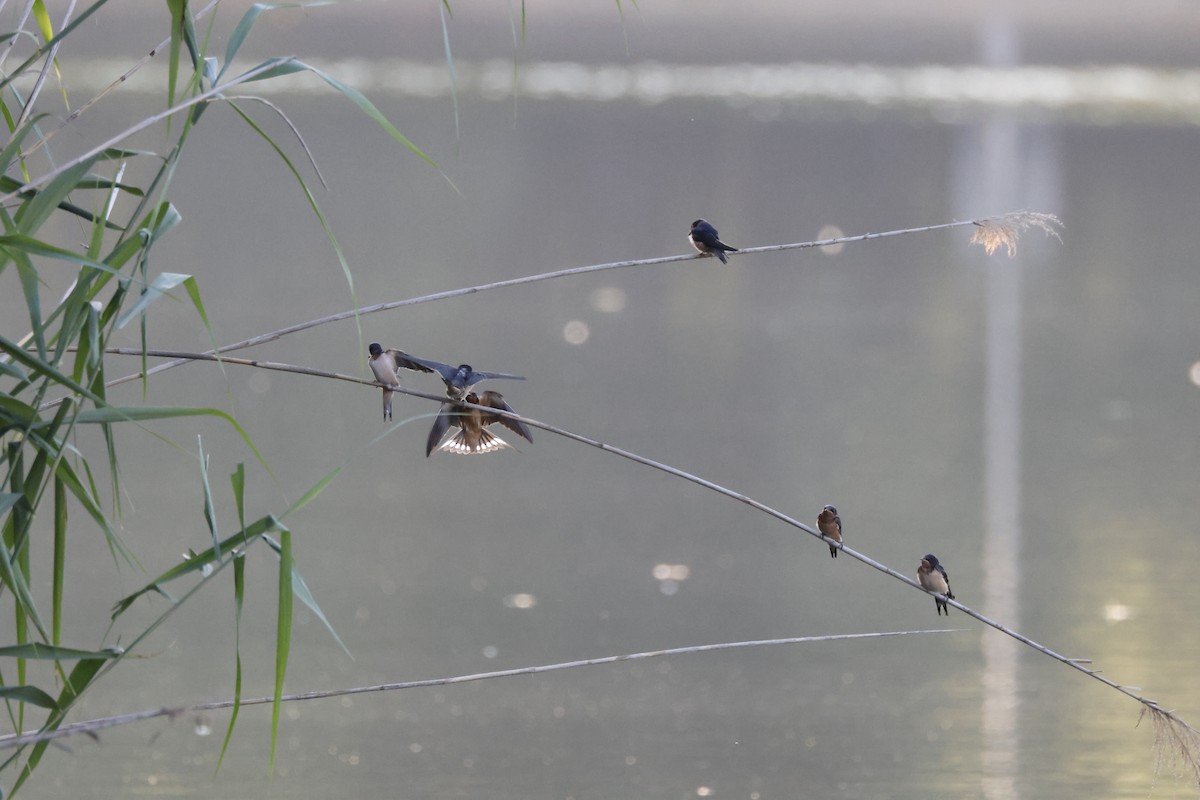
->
[[970, 211, 1063, 257], [1144, 705, 1200, 787]]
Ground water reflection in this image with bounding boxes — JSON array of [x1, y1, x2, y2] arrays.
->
[[12, 21, 1200, 800], [968, 19, 1028, 800], [46, 58, 1200, 123]]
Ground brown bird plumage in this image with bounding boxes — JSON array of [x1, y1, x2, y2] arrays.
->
[[817, 505, 842, 558], [426, 390, 534, 456]]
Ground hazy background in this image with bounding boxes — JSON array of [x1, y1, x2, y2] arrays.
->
[[7, 1, 1200, 798]]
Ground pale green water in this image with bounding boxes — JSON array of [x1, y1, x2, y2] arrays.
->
[[5, 5, 1200, 800]]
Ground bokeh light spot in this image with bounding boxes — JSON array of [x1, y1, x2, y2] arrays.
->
[[1189, 360, 1200, 386], [503, 592, 538, 609], [816, 224, 846, 255], [563, 319, 590, 345], [1104, 603, 1133, 623]]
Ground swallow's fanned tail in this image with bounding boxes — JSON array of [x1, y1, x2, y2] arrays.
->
[[439, 428, 511, 455]]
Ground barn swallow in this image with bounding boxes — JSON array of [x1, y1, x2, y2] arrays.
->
[[917, 554, 955, 616], [817, 505, 842, 558], [392, 354, 525, 401], [689, 219, 738, 264], [368, 342, 434, 421], [426, 390, 534, 456]]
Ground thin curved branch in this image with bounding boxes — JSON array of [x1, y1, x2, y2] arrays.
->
[[60, 346, 1197, 758], [45, 211, 1057, 412], [225, 94, 329, 190], [0, 630, 956, 749]]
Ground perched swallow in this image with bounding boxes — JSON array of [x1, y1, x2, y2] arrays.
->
[[817, 505, 842, 558], [426, 390, 534, 456], [917, 554, 955, 616], [392, 354, 525, 401], [689, 219, 738, 264], [368, 342, 433, 421]]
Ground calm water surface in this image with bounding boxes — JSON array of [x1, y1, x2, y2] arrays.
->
[[7, 6, 1200, 800]]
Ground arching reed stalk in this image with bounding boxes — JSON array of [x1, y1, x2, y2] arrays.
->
[[49, 344, 1200, 788], [0, 629, 956, 749], [45, 211, 1062, 412]]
